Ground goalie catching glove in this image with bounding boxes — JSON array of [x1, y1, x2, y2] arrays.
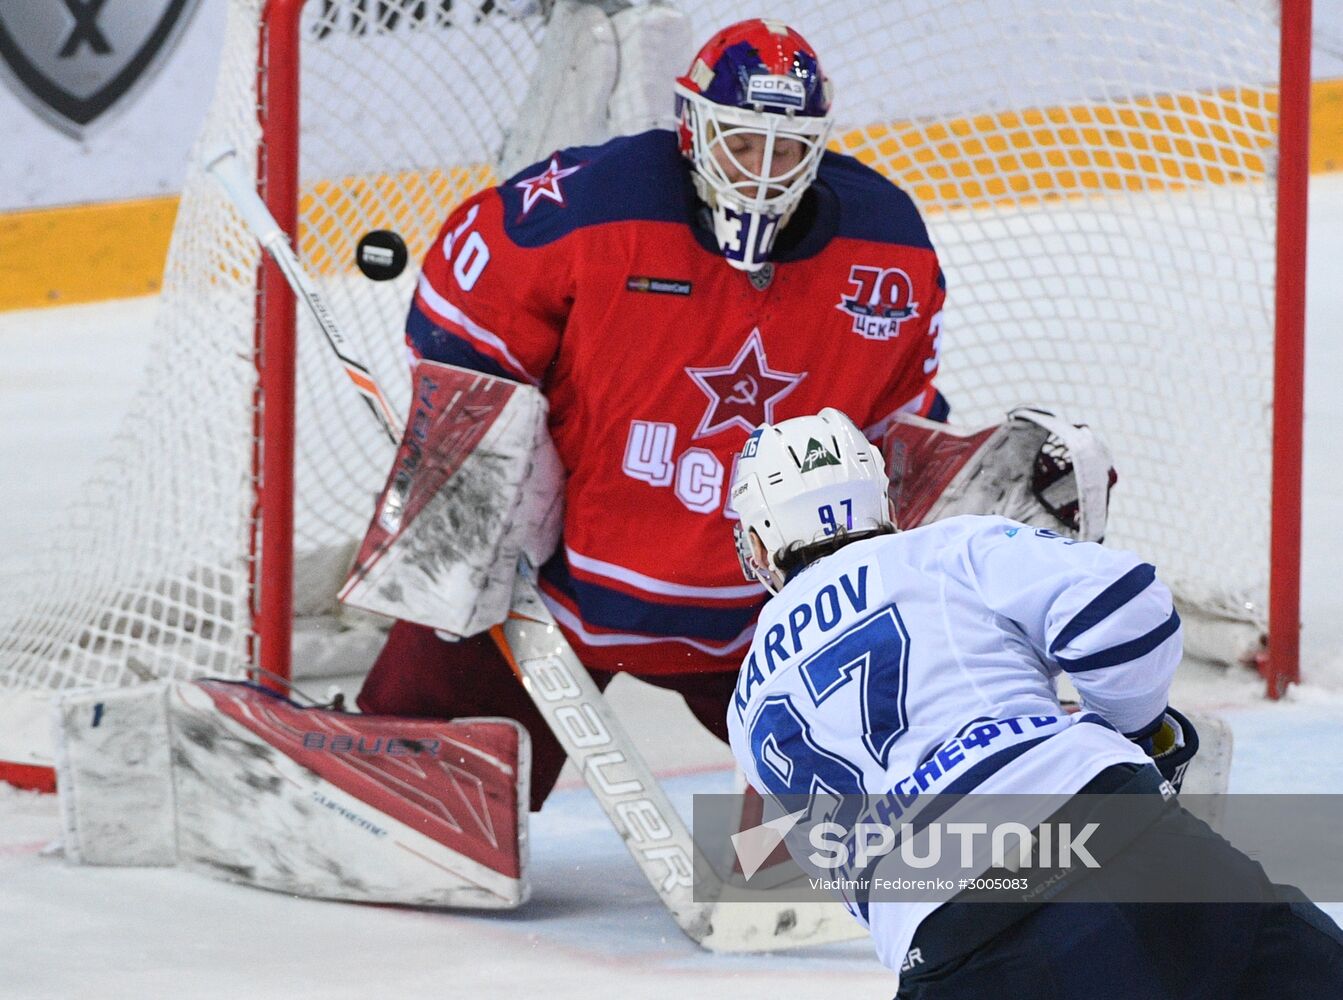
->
[[883, 406, 1116, 541]]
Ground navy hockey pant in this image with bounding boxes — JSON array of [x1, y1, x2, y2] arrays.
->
[[897, 895, 1343, 999], [897, 767, 1343, 999]]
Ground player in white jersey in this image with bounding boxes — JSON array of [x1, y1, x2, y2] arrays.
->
[[725, 408, 1343, 998]]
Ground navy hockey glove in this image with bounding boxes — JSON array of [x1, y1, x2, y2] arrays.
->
[[1129, 706, 1199, 792]]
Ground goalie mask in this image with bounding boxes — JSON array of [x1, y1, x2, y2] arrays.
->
[[731, 408, 892, 593], [674, 19, 834, 272]]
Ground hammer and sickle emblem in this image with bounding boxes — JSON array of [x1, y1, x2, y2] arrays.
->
[[726, 375, 759, 406], [59, 0, 113, 58]]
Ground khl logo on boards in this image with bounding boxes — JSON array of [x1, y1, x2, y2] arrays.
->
[[0, 1, 202, 139]]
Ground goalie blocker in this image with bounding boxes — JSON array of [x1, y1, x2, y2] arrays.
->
[[338, 359, 563, 638]]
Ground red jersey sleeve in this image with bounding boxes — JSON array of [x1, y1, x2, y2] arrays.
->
[[863, 261, 949, 438], [407, 188, 571, 385]]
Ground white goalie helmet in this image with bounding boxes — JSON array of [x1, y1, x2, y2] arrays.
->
[[674, 19, 834, 272], [731, 407, 893, 593]]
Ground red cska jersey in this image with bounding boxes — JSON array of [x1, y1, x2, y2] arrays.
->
[[408, 130, 947, 676]]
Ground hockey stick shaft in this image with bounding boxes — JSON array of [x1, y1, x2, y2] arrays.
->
[[485, 596, 864, 951], [204, 147, 404, 444], [488, 603, 711, 941]]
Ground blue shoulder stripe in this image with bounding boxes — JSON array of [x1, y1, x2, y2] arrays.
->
[[1050, 563, 1157, 655], [1056, 610, 1182, 674], [815, 151, 934, 250], [499, 130, 693, 248], [540, 551, 763, 642], [406, 303, 515, 380]]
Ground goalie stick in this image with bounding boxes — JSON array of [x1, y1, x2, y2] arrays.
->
[[206, 147, 860, 952], [204, 149, 402, 444]]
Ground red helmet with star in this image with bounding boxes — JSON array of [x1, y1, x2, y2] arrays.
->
[[674, 20, 834, 272]]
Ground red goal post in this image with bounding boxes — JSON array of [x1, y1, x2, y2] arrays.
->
[[1268, 0, 1311, 697]]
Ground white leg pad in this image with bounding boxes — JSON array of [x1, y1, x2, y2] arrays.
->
[[54, 680, 531, 909], [55, 683, 177, 866]]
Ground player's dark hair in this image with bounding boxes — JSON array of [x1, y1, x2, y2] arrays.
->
[[774, 524, 897, 577]]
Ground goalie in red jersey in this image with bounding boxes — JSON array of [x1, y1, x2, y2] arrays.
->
[[358, 18, 953, 810]]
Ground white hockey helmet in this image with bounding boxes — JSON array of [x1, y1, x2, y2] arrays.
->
[[731, 407, 893, 592]]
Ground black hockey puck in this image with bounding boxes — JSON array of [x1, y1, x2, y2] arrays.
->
[[355, 229, 408, 281]]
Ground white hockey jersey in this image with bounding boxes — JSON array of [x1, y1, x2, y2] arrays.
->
[[725, 514, 1181, 971]]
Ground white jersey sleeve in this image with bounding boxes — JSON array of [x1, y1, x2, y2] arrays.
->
[[958, 518, 1180, 736]]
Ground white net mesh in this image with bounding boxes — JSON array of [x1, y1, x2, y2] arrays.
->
[[0, 0, 267, 689], [0, 0, 1285, 691]]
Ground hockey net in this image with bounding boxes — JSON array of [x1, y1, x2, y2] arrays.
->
[[0, 0, 1307, 704]]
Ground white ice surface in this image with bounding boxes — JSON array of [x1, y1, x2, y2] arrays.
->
[[1, 178, 1342, 997], [2, 681, 1343, 1000]]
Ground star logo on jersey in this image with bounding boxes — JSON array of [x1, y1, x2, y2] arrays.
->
[[685, 329, 806, 438], [514, 156, 583, 215]]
